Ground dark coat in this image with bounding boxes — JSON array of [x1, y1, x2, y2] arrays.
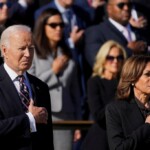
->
[[106, 99, 150, 150], [84, 19, 147, 67], [0, 65, 54, 150]]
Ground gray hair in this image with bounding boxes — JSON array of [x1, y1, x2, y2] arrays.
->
[[0, 25, 31, 48]]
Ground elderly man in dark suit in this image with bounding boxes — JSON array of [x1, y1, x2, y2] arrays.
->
[[0, 24, 54, 150], [84, 0, 148, 69]]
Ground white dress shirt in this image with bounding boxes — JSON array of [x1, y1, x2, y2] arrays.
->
[[4, 63, 37, 132], [109, 18, 136, 41]]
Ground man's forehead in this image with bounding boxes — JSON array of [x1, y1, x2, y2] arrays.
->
[[108, 0, 130, 3], [0, 0, 7, 3]]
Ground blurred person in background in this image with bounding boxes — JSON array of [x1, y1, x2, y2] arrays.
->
[[84, 0, 148, 70], [0, 0, 11, 35], [34, 0, 89, 118], [81, 40, 126, 150], [28, 8, 82, 150]]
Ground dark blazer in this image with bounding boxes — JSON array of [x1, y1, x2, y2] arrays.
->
[[81, 76, 118, 150], [106, 99, 150, 150], [83, 19, 147, 68], [74, 0, 106, 25], [0, 65, 54, 150]]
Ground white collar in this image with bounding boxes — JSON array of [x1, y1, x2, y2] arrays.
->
[[4, 63, 27, 81], [109, 18, 130, 33]]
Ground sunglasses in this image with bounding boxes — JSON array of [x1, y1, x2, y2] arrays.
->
[[46, 22, 65, 29], [116, 2, 132, 9], [106, 55, 124, 61], [0, 2, 12, 8]]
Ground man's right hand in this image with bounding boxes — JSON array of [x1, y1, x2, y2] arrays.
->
[[28, 100, 48, 124], [127, 41, 147, 54], [70, 26, 84, 45]]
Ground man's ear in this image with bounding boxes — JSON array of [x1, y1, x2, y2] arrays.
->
[[1, 45, 8, 58]]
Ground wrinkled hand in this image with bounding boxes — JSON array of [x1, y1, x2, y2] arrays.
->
[[145, 115, 150, 124], [130, 16, 148, 29], [28, 100, 48, 124], [74, 129, 81, 142], [52, 55, 68, 74], [127, 41, 147, 54], [70, 26, 84, 45]]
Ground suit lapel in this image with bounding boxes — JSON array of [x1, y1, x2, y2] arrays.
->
[[107, 20, 129, 44], [27, 73, 40, 106], [125, 99, 145, 131], [0, 65, 23, 113]]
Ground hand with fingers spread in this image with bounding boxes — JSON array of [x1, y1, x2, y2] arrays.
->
[[70, 26, 84, 45], [28, 100, 48, 124], [130, 16, 148, 29]]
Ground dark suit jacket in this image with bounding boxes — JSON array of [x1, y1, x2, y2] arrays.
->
[[84, 19, 147, 68], [81, 76, 118, 150], [74, 0, 106, 25], [106, 99, 150, 150], [0, 65, 54, 150]]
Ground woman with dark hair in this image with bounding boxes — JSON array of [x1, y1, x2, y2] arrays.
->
[[106, 55, 150, 150], [29, 8, 81, 150]]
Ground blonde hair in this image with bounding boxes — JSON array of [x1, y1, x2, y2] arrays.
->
[[92, 40, 127, 77]]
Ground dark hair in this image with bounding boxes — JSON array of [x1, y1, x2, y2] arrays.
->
[[33, 8, 70, 59], [117, 55, 150, 100]]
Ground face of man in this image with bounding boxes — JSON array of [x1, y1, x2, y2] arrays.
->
[[57, 0, 74, 8], [107, 0, 132, 25], [2, 31, 34, 75]]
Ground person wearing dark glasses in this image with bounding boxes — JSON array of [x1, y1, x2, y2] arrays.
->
[[81, 40, 126, 150], [84, 0, 149, 70], [34, 0, 90, 123], [28, 8, 82, 150]]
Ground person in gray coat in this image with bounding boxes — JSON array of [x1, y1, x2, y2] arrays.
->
[[28, 8, 82, 150]]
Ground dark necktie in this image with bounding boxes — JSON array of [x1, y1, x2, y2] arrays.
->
[[17, 75, 30, 111], [65, 9, 72, 34]]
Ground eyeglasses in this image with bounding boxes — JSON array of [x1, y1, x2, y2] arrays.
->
[[0, 2, 12, 8], [106, 55, 124, 61], [109, 2, 132, 9], [46, 22, 65, 29]]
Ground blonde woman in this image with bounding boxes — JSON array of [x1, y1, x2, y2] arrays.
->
[[81, 40, 126, 150]]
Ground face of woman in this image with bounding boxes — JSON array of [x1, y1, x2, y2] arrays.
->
[[134, 62, 150, 95], [45, 14, 64, 44], [104, 46, 124, 77]]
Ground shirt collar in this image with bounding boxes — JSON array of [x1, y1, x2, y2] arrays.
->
[[55, 0, 66, 13], [55, 0, 72, 14], [109, 18, 130, 33], [4, 63, 27, 81]]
